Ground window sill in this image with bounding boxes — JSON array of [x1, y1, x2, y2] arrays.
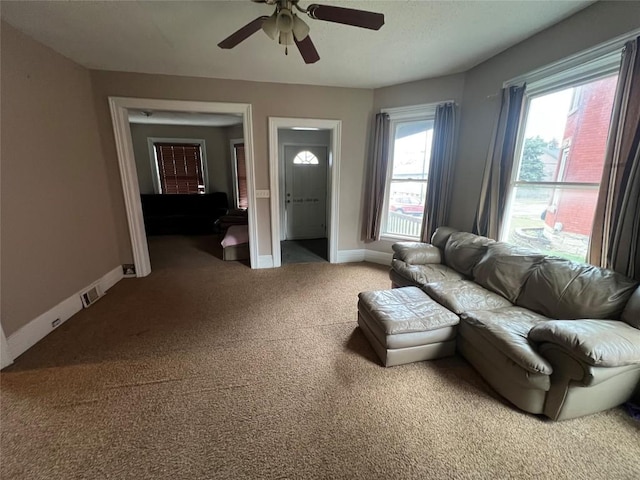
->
[[380, 234, 421, 242]]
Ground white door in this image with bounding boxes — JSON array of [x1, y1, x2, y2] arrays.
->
[[284, 145, 328, 240]]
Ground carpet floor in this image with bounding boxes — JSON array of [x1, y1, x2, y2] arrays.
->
[[1, 235, 639, 479]]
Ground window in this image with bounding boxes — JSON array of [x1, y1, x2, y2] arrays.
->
[[501, 53, 621, 263], [232, 141, 248, 209], [380, 106, 435, 239], [152, 141, 206, 194], [293, 150, 319, 165]]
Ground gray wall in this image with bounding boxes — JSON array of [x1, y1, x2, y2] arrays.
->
[[129, 123, 241, 199], [450, 1, 640, 231], [1, 23, 120, 336]]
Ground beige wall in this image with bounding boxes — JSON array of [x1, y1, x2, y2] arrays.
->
[[0, 23, 120, 336], [450, 1, 640, 232], [129, 123, 240, 197], [89, 71, 374, 257], [373, 73, 466, 111]]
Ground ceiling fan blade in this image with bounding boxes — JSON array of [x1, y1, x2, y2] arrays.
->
[[218, 16, 269, 49], [306, 4, 384, 30], [294, 35, 320, 64]]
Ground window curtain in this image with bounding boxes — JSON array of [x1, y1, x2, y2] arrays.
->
[[589, 37, 640, 280], [421, 102, 457, 242], [473, 85, 526, 239], [365, 113, 390, 241]]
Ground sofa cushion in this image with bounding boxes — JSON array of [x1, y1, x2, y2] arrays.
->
[[529, 320, 640, 367], [423, 280, 512, 315], [392, 242, 442, 265], [473, 242, 545, 303], [431, 226, 458, 249], [461, 307, 553, 375], [444, 232, 495, 276], [516, 257, 638, 320], [391, 260, 465, 286], [622, 287, 640, 329]]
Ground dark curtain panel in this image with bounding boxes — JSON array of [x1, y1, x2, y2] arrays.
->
[[421, 102, 457, 242], [364, 113, 391, 241], [589, 37, 640, 280], [473, 85, 526, 239]]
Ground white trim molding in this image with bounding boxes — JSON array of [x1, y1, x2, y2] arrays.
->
[[364, 250, 393, 266], [336, 249, 393, 265], [505, 28, 640, 90], [258, 255, 274, 269], [1, 326, 12, 369], [337, 249, 366, 263], [108, 97, 258, 272], [268, 117, 342, 268], [381, 101, 454, 120], [229, 137, 244, 209], [5, 265, 124, 362]]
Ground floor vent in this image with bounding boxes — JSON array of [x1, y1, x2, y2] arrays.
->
[[80, 285, 103, 308]]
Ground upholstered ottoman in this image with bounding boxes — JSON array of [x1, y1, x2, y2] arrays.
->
[[358, 287, 459, 367]]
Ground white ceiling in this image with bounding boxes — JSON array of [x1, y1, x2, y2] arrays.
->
[[1, 0, 595, 89]]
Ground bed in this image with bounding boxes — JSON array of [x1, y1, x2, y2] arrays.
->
[[221, 225, 249, 261]]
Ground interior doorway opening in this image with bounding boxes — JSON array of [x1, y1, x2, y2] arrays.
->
[[108, 98, 257, 275], [126, 111, 248, 269], [268, 118, 341, 268]]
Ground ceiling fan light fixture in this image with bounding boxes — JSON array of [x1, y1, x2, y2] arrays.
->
[[276, 8, 294, 33], [292, 15, 310, 41], [262, 12, 278, 39]]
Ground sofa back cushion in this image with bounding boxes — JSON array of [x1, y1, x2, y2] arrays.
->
[[473, 243, 545, 303], [516, 257, 638, 320], [621, 286, 640, 329], [444, 232, 495, 276], [431, 226, 458, 250]]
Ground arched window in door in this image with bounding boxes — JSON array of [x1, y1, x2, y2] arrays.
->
[[293, 150, 319, 165]]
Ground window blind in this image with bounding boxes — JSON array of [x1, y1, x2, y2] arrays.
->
[[154, 143, 204, 194]]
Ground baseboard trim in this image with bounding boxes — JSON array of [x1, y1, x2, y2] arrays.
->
[[336, 249, 366, 263], [258, 255, 274, 269], [364, 250, 393, 266], [6, 265, 124, 363], [1, 326, 13, 369]]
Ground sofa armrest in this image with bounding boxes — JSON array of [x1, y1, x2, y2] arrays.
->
[[529, 320, 640, 368], [392, 242, 442, 265]]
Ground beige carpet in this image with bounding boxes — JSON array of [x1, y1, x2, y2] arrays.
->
[[2, 235, 639, 479]]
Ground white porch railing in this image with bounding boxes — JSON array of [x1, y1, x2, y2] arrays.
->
[[386, 212, 422, 238]]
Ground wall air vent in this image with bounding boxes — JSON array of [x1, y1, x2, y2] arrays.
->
[[80, 285, 103, 308]]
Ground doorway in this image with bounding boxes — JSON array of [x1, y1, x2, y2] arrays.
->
[[282, 143, 328, 264], [268, 118, 342, 268], [108, 98, 257, 275]]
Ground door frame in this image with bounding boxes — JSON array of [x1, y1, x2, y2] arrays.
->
[[268, 118, 341, 268], [281, 143, 330, 242], [108, 97, 258, 274]]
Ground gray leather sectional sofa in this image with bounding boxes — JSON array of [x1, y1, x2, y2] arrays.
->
[[389, 227, 640, 420]]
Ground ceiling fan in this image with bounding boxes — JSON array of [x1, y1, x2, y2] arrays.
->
[[218, 0, 385, 64]]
